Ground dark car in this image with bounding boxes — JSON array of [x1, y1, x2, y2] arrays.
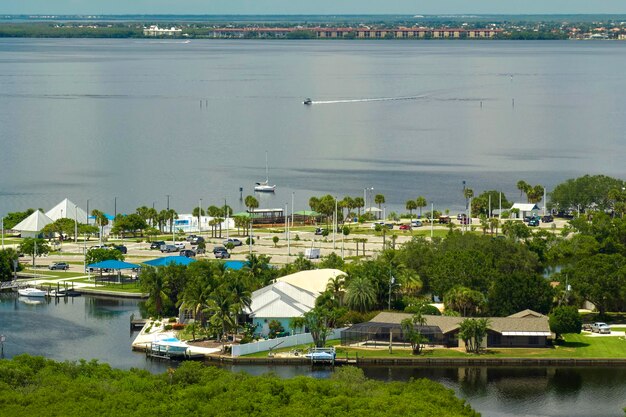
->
[[190, 236, 205, 245], [314, 228, 327, 235], [541, 215, 554, 223], [529, 218, 540, 226], [186, 234, 197, 242], [180, 249, 196, 258], [113, 245, 127, 254], [49, 262, 69, 270], [150, 241, 165, 250], [214, 249, 230, 259], [213, 246, 227, 254]]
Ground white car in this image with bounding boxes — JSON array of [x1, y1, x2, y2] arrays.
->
[[591, 322, 611, 334], [174, 242, 185, 250]]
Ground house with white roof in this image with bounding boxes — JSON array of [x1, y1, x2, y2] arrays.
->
[[247, 281, 317, 337], [248, 268, 346, 336], [510, 203, 541, 219]]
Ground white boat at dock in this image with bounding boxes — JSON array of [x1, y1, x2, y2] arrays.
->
[[17, 287, 47, 297]]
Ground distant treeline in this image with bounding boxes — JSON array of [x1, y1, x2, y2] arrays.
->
[[0, 23, 142, 38], [0, 22, 568, 40]]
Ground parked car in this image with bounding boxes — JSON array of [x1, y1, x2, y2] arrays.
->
[[591, 322, 611, 334], [49, 262, 69, 271], [190, 236, 205, 245], [384, 223, 394, 229], [370, 221, 385, 229], [541, 215, 554, 223], [186, 234, 197, 242], [314, 227, 326, 235], [180, 249, 196, 258], [528, 218, 540, 227], [113, 245, 127, 254], [160, 244, 177, 253], [223, 238, 242, 247], [195, 247, 206, 255], [150, 241, 165, 250], [212, 246, 227, 254], [214, 249, 230, 259], [174, 242, 185, 250], [411, 220, 423, 228], [438, 216, 451, 224], [399, 224, 411, 230]]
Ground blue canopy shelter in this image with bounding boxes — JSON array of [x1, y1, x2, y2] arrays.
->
[[143, 256, 196, 267], [87, 260, 141, 284], [224, 260, 245, 271]]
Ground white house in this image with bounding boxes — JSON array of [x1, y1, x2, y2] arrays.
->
[[510, 203, 541, 219], [248, 269, 346, 336]]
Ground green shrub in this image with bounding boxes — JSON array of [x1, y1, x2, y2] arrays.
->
[[164, 325, 173, 331], [168, 317, 177, 323]]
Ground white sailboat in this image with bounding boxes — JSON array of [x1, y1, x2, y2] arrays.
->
[[254, 152, 276, 192]]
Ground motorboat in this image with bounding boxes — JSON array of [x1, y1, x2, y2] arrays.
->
[[254, 151, 276, 192], [303, 98, 312, 105], [150, 336, 190, 358], [17, 287, 47, 297]]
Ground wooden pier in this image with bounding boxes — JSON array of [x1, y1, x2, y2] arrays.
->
[[130, 314, 148, 331]]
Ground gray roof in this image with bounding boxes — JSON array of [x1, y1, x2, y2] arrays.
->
[[247, 281, 317, 319], [370, 311, 550, 335]]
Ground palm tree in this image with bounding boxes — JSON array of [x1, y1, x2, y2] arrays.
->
[[207, 288, 238, 348], [91, 209, 109, 243], [244, 195, 259, 245], [140, 266, 169, 316], [344, 275, 376, 313], [463, 188, 474, 210], [406, 200, 418, 221], [192, 206, 205, 230], [167, 209, 178, 234], [374, 194, 385, 219], [326, 274, 346, 305], [517, 180, 530, 201], [354, 197, 365, 217], [415, 196, 427, 217], [177, 278, 211, 332], [226, 275, 252, 333]]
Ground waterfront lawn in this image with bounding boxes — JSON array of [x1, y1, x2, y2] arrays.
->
[[243, 333, 626, 359], [21, 269, 87, 279], [69, 277, 144, 293]]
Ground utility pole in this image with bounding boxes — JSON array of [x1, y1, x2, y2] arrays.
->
[[114, 197, 117, 219], [86, 199, 90, 226], [430, 203, 434, 239], [333, 197, 337, 250], [199, 198, 202, 232], [74, 205, 78, 243]]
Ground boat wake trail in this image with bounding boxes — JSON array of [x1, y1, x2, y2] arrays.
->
[[310, 94, 428, 105]]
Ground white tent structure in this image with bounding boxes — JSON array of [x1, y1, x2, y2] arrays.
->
[[12, 210, 54, 238], [46, 198, 88, 224]]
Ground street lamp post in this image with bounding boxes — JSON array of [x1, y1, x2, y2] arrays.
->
[[86, 199, 90, 226], [199, 198, 202, 232], [74, 205, 78, 243], [333, 196, 337, 250]]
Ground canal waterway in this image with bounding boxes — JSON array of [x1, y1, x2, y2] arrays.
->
[[1, 293, 625, 416], [1, 39, 626, 216]]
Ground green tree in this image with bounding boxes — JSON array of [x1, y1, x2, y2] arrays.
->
[[374, 194, 385, 218], [415, 196, 427, 217], [272, 235, 279, 247], [488, 272, 554, 316], [444, 286, 486, 317], [139, 266, 170, 316], [401, 299, 429, 354], [85, 248, 123, 266], [566, 253, 626, 316], [303, 307, 335, 347], [0, 248, 21, 281], [458, 318, 490, 354], [517, 180, 530, 201], [18, 238, 50, 266], [471, 190, 510, 217], [91, 209, 109, 237], [325, 273, 346, 305], [549, 174, 625, 213], [345, 275, 377, 313], [549, 306, 582, 339], [406, 200, 417, 220], [354, 197, 365, 217]]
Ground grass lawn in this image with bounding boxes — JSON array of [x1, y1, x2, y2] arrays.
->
[[243, 333, 626, 359], [67, 277, 144, 293], [21, 269, 87, 279]]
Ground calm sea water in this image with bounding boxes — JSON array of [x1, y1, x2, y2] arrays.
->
[[1, 293, 625, 417], [1, 39, 625, 216]]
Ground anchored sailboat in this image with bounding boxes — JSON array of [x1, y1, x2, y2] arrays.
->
[[254, 152, 276, 192]]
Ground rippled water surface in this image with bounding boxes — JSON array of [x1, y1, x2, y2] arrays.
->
[[1, 39, 625, 215]]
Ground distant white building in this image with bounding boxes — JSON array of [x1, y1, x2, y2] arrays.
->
[[143, 25, 182, 37], [174, 214, 234, 233], [510, 203, 541, 219], [46, 198, 88, 223]]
